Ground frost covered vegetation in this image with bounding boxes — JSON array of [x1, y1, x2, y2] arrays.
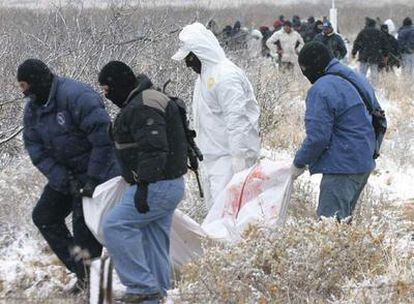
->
[[0, 2, 414, 303]]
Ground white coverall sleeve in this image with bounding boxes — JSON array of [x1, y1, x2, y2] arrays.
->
[[266, 31, 280, 55], [216, 77, 255, 158], [296, 32, 305, 53]]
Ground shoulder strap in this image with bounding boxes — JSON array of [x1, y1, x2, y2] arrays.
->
[[323, 72, 374, 114]]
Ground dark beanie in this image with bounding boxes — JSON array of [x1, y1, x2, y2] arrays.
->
[[17, 59, 52, 84], [403, 17, 412, 27], [298, 42, 333, 83], [299, 41, 333, 69], [98, 61, 137, 89]]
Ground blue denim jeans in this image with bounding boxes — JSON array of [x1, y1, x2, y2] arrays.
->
[[103, 177, 185, 298], [317, 173, 370, 220]]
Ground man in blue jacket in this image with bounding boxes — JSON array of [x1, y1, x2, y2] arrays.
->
[[398, 17, 414, 76], [291, 42, 381, 221], [17, 59, 119, 292]]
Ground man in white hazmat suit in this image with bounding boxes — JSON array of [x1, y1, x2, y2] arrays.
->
[[172, 22, 261, 208]]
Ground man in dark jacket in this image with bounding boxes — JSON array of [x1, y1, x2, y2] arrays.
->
[[291, 42, 382, 221], [313, 21, 347, 60], [17, 59, 119, 292], [380, 24, 401, 72], [352, 18, 388, 81], [98, 61, 187, 303], [398, 17, 414, 76]]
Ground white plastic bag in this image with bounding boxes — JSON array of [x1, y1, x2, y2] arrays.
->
[[82, 176, 129, 245], [201, 158, 293, 242]]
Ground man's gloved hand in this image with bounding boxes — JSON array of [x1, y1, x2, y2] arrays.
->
[[290, 164, 306, 180], [134, 182, 149, 214], [68, 174, 81, 198], [81, 177, 100, 198], [232, 156, 246, 174]]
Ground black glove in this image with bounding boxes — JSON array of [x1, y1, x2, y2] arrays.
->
[[68, 174, 81, 198], [81, 177, 100, 198], [134, 182, 149, 214]]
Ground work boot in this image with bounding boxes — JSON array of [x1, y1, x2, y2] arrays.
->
[[115, 292, 163, 303]]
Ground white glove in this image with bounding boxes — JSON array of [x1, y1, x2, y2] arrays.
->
[[232, 157, 246, 174], [290, 164, 306, 180]]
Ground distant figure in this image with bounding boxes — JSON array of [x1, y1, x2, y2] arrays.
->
[[314, 21, 347, 60], [302, 16, 320, 43], [398, 17, 414, 76], [384, 19, 397, 37], [272, 19, 283, 33], [259, 25, 273, 57], [380, 24, 401, 72], [247, 29, 263, 58], [266, 20, 305, 70], [207, 19, 220, 36], [352, 18, 388, 81]]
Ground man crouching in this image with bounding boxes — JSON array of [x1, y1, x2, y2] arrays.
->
[[98, 61, 187, 303]]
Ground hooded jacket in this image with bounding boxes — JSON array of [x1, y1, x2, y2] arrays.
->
[[314, 32, 347, 60], [23, 76, 119, 193], [266, 28, 304, 63], [174, 23, 260, 162]]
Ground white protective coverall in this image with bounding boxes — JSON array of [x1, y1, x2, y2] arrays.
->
[[266, 28, 304, 64], [172, 23, 261, 208]]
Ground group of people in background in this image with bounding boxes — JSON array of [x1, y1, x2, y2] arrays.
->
[[207, 15, 414, 79]]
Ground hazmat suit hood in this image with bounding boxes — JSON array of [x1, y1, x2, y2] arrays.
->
[[384, 19, 396, 36], [172, 22, 226, 66]]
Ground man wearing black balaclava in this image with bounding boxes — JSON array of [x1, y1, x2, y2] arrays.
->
[[291, 42, 384, 221], [17, 59, 119, 293], [98, 61, 187, 303]]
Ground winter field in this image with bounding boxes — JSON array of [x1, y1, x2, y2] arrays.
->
[[0, 1, 414, 303]]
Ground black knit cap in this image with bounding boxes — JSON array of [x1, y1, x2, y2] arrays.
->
[[298, 41, 333, 83], [98, 61, 137, 89], [299, 41, 333, 70], [98, 61, 138, 107], [403, 17, 412, 27], [17, 59, 52, 85]]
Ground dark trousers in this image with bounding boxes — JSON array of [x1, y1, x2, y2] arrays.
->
[[32, 184, 102, 280], [317, 172, 371, 220]]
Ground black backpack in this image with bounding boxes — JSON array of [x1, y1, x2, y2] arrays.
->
[[324, 72, 387, 159]]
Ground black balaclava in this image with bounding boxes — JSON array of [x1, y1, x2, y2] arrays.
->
[[98, 61, 138, 108], [17, 59, 53, 105], [185, 52, 202, 74], [381, 24, 389, 33], [298, 41, 334, 84], [403, 17, 412, 27]]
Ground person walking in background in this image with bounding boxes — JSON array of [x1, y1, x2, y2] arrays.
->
[[17, 59, 119, 293], [266, 20, 304, 70], [352, 18, 388, 82], [398, 17, 414, 76], [314, 21, 347, 60], [172, 22, 260, 208], [380, 24, 401, 72], [291, 42, 383, 221], [99, 62, 188, 303]]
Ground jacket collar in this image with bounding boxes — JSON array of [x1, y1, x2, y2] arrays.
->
[[123, 75, 153, 107], [325, 58, 340, 72]]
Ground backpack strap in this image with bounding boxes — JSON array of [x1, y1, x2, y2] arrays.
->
[[323, 72, 374, 114]]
